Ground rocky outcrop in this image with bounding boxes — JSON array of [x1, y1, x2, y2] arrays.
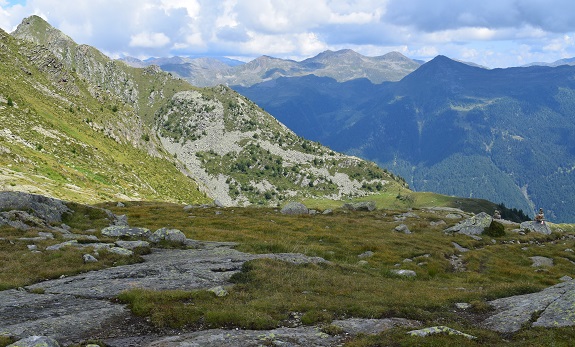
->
[[141, 318, 421, 347], [407, 326, 476, 339], [520, 221, 552, 234], [0, 192, 71, 225], [444, 212, 492, 236], [101, 226, 151, 238], [149, 228, 187, 244], [0, 289, 129, 345], [0, 192, 117, 231], [6, 335, 60, 347], [1, 241, 329, 344], [483, 280, 575, 332]]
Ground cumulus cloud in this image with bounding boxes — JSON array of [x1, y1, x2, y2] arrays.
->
[[129, 31, 170, 48], [0, 0, 574, 67]]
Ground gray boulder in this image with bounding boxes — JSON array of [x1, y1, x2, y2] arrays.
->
[[101, 226, 151, 238], [520, 221, 552, 235], [7, 336, 60, 347], [391, 269, 416, 277], [45, 240, 80, 251], [342, 201, 376, 212], [0, 191, 70, 224], [0, 211, 47, 230], [358, 251, 374, 259], [149, 228, 187, 244], [82, 254, 98, 263], [394, 224, 411, 234], [280, 202, 309, 215], [108, 247, 133, 256], [332, 318, 421, 335], [407, 326, 476, 339], [483, 279, 575, 332], [444, 212, 492, 236], [530, 256, 553, 267]]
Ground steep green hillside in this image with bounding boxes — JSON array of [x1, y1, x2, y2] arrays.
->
[[0, 26, 205, 204], [2, 15, 406, 206]]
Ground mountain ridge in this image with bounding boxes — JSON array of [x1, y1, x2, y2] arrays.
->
[[123, 48, 421, 87], [235, 55, 575, 222], [2, 15, 406, 207]]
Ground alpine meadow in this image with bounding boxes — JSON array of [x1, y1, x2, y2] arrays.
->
[[1, 12, 575, 347]]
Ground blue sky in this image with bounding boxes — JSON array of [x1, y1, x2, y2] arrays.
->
[[1, 0, 575, 68]]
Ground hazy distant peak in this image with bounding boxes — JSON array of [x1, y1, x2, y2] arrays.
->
[[380, 51, 415, 61]]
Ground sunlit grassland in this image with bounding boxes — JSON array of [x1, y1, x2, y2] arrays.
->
[[2, 198, 574, 345], [102, 201, 575, 345], [303, 185, 502, 216]]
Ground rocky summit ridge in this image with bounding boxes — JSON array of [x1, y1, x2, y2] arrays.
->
[[1, 15, 405, 206], [123, 48, 421, 87]]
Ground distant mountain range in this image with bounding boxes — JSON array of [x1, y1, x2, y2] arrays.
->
[[235, 56, 575, 222], [522, 57, 575, 67], [1, 15, 404, 206], [121, 49, 421, 87]]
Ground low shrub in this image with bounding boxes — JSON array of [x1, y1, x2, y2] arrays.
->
[[484, 220, 505, 237]]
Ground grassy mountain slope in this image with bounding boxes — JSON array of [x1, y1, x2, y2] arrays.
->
[[234, 56, 575, 222], [4, 15, 407, 206], [0, 25, 206, 204]]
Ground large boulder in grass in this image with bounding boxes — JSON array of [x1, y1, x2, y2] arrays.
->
[[444, 212, 492, 236], [101, 226, 151, 238], [342, 201, 376, 212], [520, 221, 552, 235], [149, 228, 187, 244], [280, 202, 309, 215]]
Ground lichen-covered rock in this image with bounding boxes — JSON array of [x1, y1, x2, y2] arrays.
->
[[530, 256, 553, 267], [45, 240, 80, 251], [149, 228, 187, 244], [407, 326, 476, 339], [483, 280, 575, 332], [342, 201, 376, 212], [444, 212, 492, 236], [391, 269, 416, 277], [107, 247, 133, 256], [394, 224, 411, 234], [520, 221, 552, 235], [7, 336, 60, 347], [280, 202, 309, 215], [101, 226, 151, 238], [208, 285, 229, 297], [83, 254, 98, 263]]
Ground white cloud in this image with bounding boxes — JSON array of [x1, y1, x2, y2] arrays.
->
[[1, 0, 575, 67], [129, 31, 170, 48]]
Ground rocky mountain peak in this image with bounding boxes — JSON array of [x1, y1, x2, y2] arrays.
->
[[13, 15, 75, 48]]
